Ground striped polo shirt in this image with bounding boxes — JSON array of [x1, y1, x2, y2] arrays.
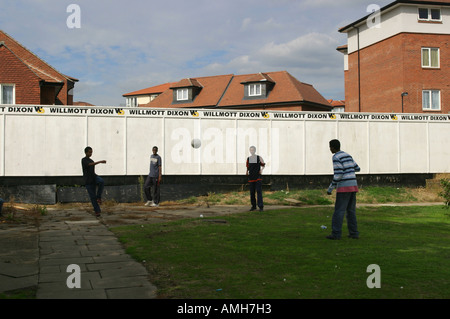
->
[[327, 151, 360, 193]]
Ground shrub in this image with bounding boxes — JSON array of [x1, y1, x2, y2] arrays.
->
[[439, 179, 450, 208]]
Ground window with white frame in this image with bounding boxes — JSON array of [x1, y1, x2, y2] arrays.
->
[[418, 8, 441, 21], [126, 97, 137, 107], [422, 48, 440, 68], [0, 84, 15, 104], [248, 83, 262, 96], [422, 90, 440, 110], [176, 88, 188, 101]]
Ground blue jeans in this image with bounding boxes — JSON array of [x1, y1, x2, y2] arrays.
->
[[0, 198, 4, 215], [249, 180, 263, 209], [331, 192, 359, 238], [85, 176, 104, 213]]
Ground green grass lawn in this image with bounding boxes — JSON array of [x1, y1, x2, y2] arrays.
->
[[112, 205, 450, 299], [178, 185, 441, 207]]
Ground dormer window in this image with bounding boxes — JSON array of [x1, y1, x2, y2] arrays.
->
[[248, 83, 262, 96], [418, 8, 441, 21], [241, 73, 276, 100], [176, 88, 189, 101], [170, 78, 203, 104]]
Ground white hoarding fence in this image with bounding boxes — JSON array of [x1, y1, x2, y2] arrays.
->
[[1, 105, 449, 177]]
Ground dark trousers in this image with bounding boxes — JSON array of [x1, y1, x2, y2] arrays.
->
[[249, 180, 263, 209], [85, 176, 104, 213], [144, 175, 160, 204], [0, 198, 4, 216], [331, 192, 359, 238]]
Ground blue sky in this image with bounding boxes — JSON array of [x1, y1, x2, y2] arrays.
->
[[1, 0, 393, 106]]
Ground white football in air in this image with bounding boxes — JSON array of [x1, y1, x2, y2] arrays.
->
[[191, 138, 201, 149]]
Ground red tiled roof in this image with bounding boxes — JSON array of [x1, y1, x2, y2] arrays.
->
[[123, 82, 175, 97], [218, 71, 331, 108], [146, 74, 234, 108], [27, 63, 63, 82], [328, 99, 345, 107], [240, 72, 275, 84], [73, 101, 95, 106], [142, 71, 331, 110], [170, 78, 203, 89], [0, 30, 77, 84]]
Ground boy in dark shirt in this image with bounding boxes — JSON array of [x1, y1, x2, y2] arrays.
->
[[81, 146, 106, 217], [246, 146, 265, 212], [144, 146, 162, 207]]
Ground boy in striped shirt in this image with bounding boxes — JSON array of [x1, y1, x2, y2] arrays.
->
[[326, 139, 360, 240]]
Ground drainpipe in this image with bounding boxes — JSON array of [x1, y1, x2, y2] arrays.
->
[[356, 26, 361, 113]]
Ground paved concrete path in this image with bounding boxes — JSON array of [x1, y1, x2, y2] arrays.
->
[[0, 225, 39, 295], [0, 209, 157, 299]]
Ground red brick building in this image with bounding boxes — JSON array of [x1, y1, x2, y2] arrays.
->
[[0, 30, 78, 105], [338, 0, 449, 113], [131, 71, 332, 111]]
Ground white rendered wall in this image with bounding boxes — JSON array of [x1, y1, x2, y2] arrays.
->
[[346, 4, 450, 54]]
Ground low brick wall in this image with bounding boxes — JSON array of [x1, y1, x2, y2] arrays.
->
[[0, 173, 435, 205]]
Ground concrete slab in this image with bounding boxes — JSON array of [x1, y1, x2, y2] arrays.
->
[[100, 266, 149, 278], [37, 281, 108, 299], [0, 262, 38, 277], [0, 226, 39, 294], [39, 270, 101, 284], [65, 220, 100, 225], [85, 260, 141, 271], [89, 275, 154, 290], [18, 208, 159, 299], [106, 286, 157, 299], [0, 274, 38, 292], [92, 254, 132, 263], [39, 256, 95, 267]]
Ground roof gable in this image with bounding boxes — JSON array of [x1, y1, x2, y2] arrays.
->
[[0, 30, 77, 83], [170, 78, 203, 89], [0, 44, 44, 81], [123, 82, 175, 97], [240, 72, 275, 84]]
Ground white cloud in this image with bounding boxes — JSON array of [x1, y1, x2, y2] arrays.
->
[[204, 32, 342, 78], [200, 30, 345, 99], [301, 0, 359, 8], [241, 18, 252, 31], [257, 33, 341, 67]]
